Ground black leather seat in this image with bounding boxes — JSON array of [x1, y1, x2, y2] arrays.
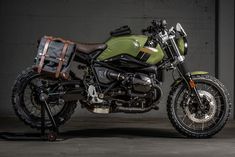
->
[[76, 43, 107, 54]]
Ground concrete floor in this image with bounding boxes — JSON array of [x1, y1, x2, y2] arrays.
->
[[0, 117, 235, 157]]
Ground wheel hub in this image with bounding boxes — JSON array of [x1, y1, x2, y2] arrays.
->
[[26, 79, 65, 117], [184, 90, 216, 123]]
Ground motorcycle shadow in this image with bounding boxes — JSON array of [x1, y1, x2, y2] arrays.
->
[[0, 128, 183, 141], [61, 127, 183, 139]]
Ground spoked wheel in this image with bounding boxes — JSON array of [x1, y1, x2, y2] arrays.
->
[[12, 68, 77, 129], [167, 74, 231, 138]]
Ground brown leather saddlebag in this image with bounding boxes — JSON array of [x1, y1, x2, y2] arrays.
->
[[34, 36, 76, 79]]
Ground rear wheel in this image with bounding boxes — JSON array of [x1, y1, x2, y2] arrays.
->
[[167, 74, 231, 138], [11, 68, 77, 129]]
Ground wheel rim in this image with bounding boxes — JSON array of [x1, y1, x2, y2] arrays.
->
[[21, 74, 66, 120], [174, 80, 226, 132]]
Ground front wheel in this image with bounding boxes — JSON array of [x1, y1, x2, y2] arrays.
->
[[167, 74, 231, 138]]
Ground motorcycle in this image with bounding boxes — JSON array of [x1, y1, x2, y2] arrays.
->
[[12, 19, 231, 138]]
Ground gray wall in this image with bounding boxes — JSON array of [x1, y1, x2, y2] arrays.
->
[[0, 0, 233, 118], [218, 0, 234, 118]]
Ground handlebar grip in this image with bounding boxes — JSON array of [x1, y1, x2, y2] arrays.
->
[[142, 26, 153, 34], [142, 29, 147, 33]]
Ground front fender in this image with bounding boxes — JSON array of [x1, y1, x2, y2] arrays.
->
[[190, 71, 208, 75], [171, 71, 208, 87]]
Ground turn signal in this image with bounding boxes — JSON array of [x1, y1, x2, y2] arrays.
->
[[189, 80, 196, 88]]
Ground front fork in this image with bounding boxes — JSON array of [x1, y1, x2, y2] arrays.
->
[[177, 62, 204, 107], [168, 35, 203, 107]]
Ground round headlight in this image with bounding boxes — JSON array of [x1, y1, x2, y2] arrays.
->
[[176, 36, 188, 55]]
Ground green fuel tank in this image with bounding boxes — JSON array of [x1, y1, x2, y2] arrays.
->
[[97, 35, 164, 65]]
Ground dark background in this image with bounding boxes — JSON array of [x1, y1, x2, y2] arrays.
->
[[0, 0, 234, 118]]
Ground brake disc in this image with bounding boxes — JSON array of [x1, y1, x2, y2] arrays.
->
[[184, 90, 217, 123]]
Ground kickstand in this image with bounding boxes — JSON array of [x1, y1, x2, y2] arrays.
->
[[40, 95, 59, 141], [0, 100, 59, 141], [0, 93, 60, 142]]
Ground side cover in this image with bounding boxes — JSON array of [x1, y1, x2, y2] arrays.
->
[[97, 35, 164, 65]]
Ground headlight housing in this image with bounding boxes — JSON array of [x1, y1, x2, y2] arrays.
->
[[175, 23, 188, 55], [176, 35, 188, 55]]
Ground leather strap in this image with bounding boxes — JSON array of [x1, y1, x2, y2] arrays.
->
[[55, 43, 69, 78], [44, 36, 74, 44], [38, 39, 51, 73]]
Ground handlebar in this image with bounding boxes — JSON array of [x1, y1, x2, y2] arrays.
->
[[142, 26, 153, 34], [152, 19, 167, 29], [142, 19, 167, 35]]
